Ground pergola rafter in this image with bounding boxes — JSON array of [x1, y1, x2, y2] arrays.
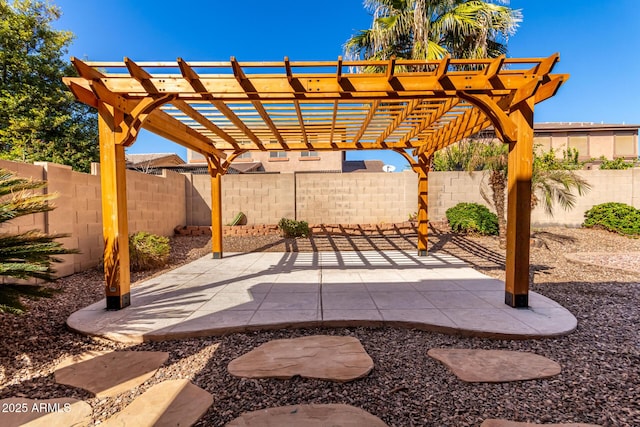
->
[[64, 54, 567, 311]]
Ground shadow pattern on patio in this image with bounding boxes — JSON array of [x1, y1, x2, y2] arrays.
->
[[67, 250, 576, 343]]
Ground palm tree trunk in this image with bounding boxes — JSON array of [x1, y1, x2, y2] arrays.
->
[[489, 170, 507, 245]]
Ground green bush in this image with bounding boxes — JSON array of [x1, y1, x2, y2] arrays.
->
[[278, 218, 310, 238], [446, 203, 499, 236], [598, 156, 637, 170], [129, 231, 171, 271], [583, 202, 640, 236]]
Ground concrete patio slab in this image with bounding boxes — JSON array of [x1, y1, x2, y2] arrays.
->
[[67, 251, 578, 343]]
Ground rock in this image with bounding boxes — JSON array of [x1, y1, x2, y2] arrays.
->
[[54, 350, 169, 397], [481, 420, 602, 427], [228, 335, 373, 382], [428, 348, 561, 382], [226, 403, 388, 426], [101, 379, 213, 427], [0, 397, 92, 427]]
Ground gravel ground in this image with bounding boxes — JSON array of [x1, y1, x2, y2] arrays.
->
[[1, 227, 639, 426]]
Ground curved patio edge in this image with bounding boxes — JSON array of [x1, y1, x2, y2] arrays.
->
[[66, 251, 578, 344]]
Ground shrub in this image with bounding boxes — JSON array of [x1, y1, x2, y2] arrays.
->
[[598, 156, 637, 170], [129, 231, 170, 271], [278, 218, 310, 238], [446, 203, 499, 236], [583, 202, 640, 236]]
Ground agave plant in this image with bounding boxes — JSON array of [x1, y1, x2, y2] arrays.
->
[[0, 168, 78, 313]]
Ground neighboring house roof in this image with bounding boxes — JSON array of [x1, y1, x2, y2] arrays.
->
[[342, 160, 385, 173], [125, 153, 185, 168], [228, 162, 263, 174]]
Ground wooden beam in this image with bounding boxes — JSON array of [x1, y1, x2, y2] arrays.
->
[[212, 100, 266, 150], [534, 74, 569, 104], [458, 93, 517, 142], [504, 97, 535, 308], [398, 98, 459, 149], [386, 56, 396, 81], [352, 100, 380, 147], [64, 79, 98, 108], [375, 99, 421, 147], [143, 109, 226, 158], [417, 156, 430, 256], [529, 52, 559, 75], [421, 107, 488, 156], [171, 100, 241, 150], [329, 100, 339, 148], [229, 57, 287, 147], [393, 149, 419, 172], [293, 99, 311, 149], [207, 156, 224, 259], [124, 57, 158, 93], [251, 101, 288, 149], [177, 57, 208, 93], [71, 56, 105, 80], [97, 103, 130, 310]]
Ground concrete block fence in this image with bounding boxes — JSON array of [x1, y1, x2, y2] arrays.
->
[[1, 158, 638, 277]]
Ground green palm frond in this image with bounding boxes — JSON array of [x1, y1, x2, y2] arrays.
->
[[532, 169, 591, 215], [0, 284, 61, 315], [348, 0, 521, 62], [0, 168, 79, 313]]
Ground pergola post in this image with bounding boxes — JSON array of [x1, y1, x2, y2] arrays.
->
[[417, 155, 430, 256], [504, 98, 535, 308], [98, 103, 131, 310], [207, 156, 224, 259]]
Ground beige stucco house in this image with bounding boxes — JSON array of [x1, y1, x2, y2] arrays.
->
[[532, 122, 639, 161]]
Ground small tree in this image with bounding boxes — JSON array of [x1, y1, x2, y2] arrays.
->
[[0, 168, 78, 314], [0, 0, 98, 172], [433, 138, 591, 239]]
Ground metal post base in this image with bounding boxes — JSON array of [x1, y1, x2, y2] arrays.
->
[[418, 250, 428, 257], [505, 291, 528, 308], [106, 293, 131, 310], [212, 252, 223, 259]]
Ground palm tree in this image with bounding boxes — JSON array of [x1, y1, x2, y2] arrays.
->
[[0, 168, 78, 314], [345, 0, 522, 61], [435, 139, 591, 241]]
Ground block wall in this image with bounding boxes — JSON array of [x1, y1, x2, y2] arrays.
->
[[187, 173, 295, 225], [0, 160, 186, 277], [295, 172, 416, 224]]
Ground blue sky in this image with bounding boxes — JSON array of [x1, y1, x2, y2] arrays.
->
[[54, 0, 640, 171]]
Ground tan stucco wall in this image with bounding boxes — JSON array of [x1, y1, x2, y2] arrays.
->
[[189, 149, 344, 173], [2, 158, 639, 277], [0, 160, 186, 277], [539, 129, 638, 160], [188, 172, 416, 226]]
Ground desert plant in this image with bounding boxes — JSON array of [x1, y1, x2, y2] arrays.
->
[[278, 218, 310, 238], [228, 211, 246, 226], [446, 202, 499, 236], [598, 156, 637, 170], [0, 168, 78, 314], [129, 231, 170, 271], [583, 202, 640, 236]]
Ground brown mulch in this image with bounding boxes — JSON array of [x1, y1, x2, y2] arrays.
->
[[1, 227, 639, 426]]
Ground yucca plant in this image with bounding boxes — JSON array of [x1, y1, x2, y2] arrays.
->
[[0, 168, 78, 314]]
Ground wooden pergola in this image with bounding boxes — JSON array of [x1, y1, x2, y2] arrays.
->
[[64, 54, 567, 310]]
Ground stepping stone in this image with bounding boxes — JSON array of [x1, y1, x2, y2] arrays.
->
[[101, 379, 213, 427], [481, 420, 602, 427], [0, 397, 92, 427], [226, 403, 388, 426], [54, 350, 169, 397], [428, 348, 561, 383], [228, 335, 373, 382]]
